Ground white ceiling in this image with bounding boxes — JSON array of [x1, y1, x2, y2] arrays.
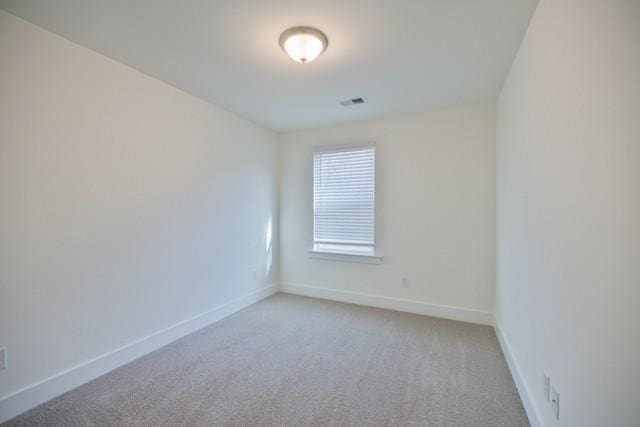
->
[[0, 0, 538, 132]]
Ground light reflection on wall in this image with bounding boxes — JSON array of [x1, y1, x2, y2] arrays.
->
[[265, 216, 273, 277]]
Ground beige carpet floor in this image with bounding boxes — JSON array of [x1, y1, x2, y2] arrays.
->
[[5, 293, 529, 426]]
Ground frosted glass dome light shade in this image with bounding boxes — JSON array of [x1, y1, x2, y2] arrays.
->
[[279, 27, 328, 64]]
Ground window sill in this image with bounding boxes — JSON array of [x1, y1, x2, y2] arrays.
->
[[307, 249, 383, 265]]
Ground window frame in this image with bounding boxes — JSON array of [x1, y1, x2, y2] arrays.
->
[[309, 143, 382, 264]]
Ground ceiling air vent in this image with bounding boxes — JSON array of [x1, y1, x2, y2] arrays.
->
[[340, 97, 366, 106]]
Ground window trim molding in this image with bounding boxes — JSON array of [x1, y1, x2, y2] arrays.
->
[[313, 141, 376, 153], [307, 248, 383, 265], [312, 143, 377, 258]]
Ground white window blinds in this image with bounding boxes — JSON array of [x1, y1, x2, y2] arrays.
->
[[313, 145, 375, 252]]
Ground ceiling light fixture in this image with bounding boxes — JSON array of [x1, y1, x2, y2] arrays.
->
[[279, 26, 328, 64]]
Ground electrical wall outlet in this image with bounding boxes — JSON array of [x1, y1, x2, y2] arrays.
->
[[543, 372, 550, 402], [551, 386, 560, 420], [401, 277, 409, 288], [0, 347, 6, 371], [252, 270, 257, 281]]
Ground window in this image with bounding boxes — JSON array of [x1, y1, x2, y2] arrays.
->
[[312, 145, 376, 258]]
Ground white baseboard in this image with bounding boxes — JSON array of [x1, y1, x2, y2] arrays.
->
[[280, 282, 493, 325], [493, 317, 544, 427], [0, 284, 277, 424]]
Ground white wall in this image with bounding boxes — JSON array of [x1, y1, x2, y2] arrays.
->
[[0, 10, 278, 402], [496, 0, 640, 426], [279, 106, 496, 322]]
